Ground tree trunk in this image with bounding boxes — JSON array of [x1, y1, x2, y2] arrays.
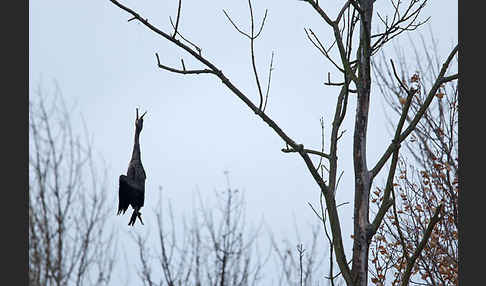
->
[[351, 1, 374, 285]]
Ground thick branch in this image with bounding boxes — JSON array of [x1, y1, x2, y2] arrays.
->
[[367, 144, 399, 238], [441, 73, 458, 83], [366, 62, 416, 236], [400, 204, 443, 286], [370, 44, 458, 178], [390, 188, 410, 261]]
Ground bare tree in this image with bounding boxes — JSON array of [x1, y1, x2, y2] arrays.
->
[[134, 173, 268, 286], [29, 81, 116, 286], [270, 224, 328, 286], [369, 34, 458, 286], [107, 0, 458, 285]]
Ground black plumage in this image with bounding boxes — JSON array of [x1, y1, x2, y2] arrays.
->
[[118, 108, 147, 226]]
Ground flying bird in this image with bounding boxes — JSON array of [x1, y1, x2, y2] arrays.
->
[[118, 108, 147, 226]]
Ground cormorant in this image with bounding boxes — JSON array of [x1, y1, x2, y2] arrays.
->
[[117, 108, 147, 226]]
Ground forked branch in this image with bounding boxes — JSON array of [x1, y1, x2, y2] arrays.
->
[[223, 0, 269, 110], [155, 53, 215, 75]]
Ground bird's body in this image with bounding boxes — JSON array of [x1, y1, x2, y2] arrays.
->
[[118, 109, 147, 226]]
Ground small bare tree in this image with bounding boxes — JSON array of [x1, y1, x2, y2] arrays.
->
[[369, 34, 458, 286], [29, 81, 116, 286], [270, 224, 328, 286], [134, 173, 268, 286]]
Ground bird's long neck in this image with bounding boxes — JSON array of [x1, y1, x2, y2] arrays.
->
[[131, 130, 141, 162]]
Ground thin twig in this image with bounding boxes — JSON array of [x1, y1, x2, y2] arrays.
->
[[172, 0, 182, 38], [281, 147, 331, 160], [169, 17, 202, 55], [222, 1, 268, 110], [155, 53, 214, 75], [222, 10, 251, 39], [305, 29, 344, 73], [248, 0, 264, 110], [262, 51, 274, 113], [254, 9, 268, 39], [390, 59, 411, 94]]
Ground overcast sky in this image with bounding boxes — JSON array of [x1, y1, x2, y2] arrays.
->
[[30, 0, 457, 284]]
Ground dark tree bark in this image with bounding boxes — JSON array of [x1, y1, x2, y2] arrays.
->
[[351, 1, 373, 284]]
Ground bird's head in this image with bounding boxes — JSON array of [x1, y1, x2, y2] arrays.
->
[[135, 108, 147, 133]]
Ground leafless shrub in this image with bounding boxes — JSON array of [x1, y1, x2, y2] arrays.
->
[[134, 173, 269, 286], [29, 81, 116, 286], [270, 224, 329, 286]]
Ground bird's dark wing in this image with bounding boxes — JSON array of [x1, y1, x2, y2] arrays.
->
[[118, 174, 145, 215], [118, 175, 131, 215]]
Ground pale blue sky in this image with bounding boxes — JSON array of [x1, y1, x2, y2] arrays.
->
[[30, 0, 457, 284]]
